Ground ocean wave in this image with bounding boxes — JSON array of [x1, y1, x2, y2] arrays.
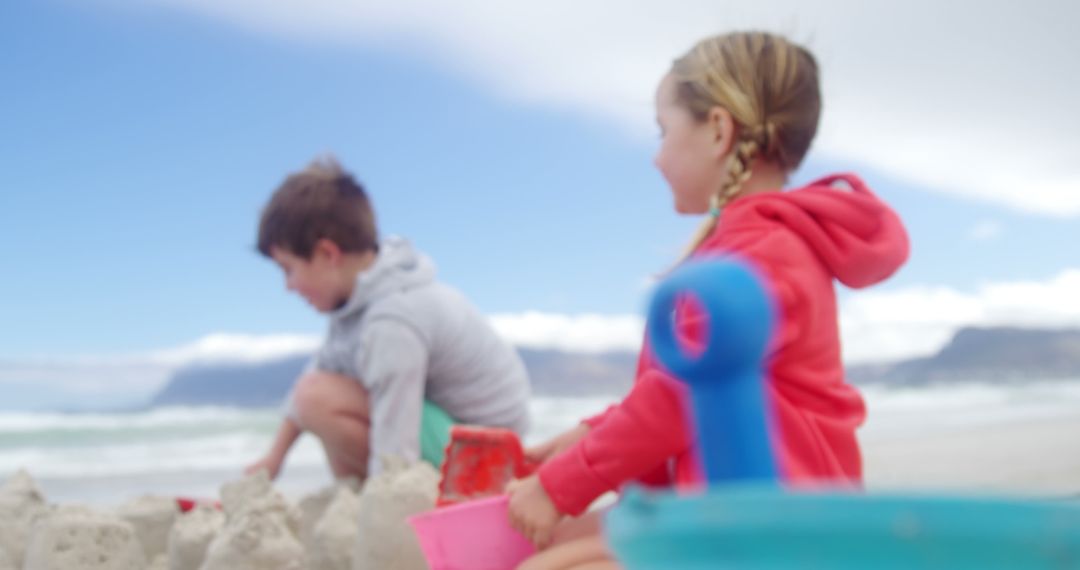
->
[[0, 397, 612, 479], [1, 388, 1077, 481], [861, 380, 1080, 435], [0, 432, 328, 478], [0, 406, 275, 432]]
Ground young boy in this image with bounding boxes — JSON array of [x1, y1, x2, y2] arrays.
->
[[245, 157, 531, 481]]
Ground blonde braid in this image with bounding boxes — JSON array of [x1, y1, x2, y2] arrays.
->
[[718, 137, 760, 208], [678, 135, 761, 262]]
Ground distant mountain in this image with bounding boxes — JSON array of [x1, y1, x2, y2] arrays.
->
[[150, 357, 306, 408], [149, 348, 637, 408], [150, 326, 1080, 407], [847, 327, 1080, 386], [517, 349, 637, 396]]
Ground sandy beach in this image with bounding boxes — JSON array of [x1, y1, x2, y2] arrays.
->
[[862, 410, 1080, 498], [1, 386, 1078, 568], [856, 381, 1080, 498]]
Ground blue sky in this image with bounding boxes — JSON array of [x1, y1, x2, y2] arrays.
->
[[1, 0, 1078, 408]]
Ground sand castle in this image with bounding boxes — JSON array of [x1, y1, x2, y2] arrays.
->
[[23, 505, 146, 570], [0, 461, 441, 570], [0, 470, 48, 570]]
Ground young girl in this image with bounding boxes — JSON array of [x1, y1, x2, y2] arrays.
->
[[507, 31, 910, 570]]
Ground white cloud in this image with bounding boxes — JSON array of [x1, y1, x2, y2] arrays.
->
[[841, 269, 1080, 363], [128, 0, 1079, 216], [139, 268, 1080, 367], [493, 270, 1080, 364], [489, 312, 644, 353], [146, 333, 322, 366]]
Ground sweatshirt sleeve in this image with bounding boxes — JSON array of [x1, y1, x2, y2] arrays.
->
[[538, 370, 692, 515], [582, 406, 617, 428], [355, 318, 429, 476], [537, 299, 705, 516], [581, 340, 657, 429]]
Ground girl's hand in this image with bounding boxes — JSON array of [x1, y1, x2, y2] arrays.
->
[[525, 424, 590, 466], [507, 474, 563, 549]]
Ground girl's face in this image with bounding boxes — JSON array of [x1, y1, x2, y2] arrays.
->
[[653, 74, 730, 215]]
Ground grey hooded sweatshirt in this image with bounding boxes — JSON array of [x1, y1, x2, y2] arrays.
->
[[287, 237, 531, 475]]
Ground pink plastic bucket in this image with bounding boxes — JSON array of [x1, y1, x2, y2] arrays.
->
[[408, 495, 536, 570]]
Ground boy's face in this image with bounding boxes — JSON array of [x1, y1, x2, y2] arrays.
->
[[270, 244, 350, 313]]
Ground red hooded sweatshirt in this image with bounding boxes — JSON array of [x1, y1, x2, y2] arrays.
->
[[537, 173, 910, 516]]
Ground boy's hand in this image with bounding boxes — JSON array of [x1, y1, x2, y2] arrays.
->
[[525, 424, 590, 466], [507, 474, 562, 549], [244, 454, 283, 480]]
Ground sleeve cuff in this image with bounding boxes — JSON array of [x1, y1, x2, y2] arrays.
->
[[582, 405, 616, 428], [538, 443, 614, 517]]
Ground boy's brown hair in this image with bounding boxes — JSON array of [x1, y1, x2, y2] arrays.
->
[[257, 157, 378, 259]]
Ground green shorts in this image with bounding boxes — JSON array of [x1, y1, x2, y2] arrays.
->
[[420, 400, 456, 469]]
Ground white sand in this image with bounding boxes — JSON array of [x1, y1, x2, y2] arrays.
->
[[23, 505, 147, 570], [0, 547, 14, 570], [352, 459, 440, 570], [308, 486, 360, 570], [219, 471, 301, 532], [0, 466, 442, 570], [200, 472, 305, 570], [862, 411, 1080, 497], [167, 505, 224, 570], [297, 476, 361, 551], [0, 469, 48, 569], [115, 495, 180, 562], [296, 484, 336, 549], [199, 509, 306, 570]]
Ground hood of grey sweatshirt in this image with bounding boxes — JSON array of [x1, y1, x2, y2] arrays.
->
[[329, 236, 436, 320]]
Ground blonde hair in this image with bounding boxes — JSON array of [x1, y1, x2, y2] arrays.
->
[[672, 32, 822, 256]]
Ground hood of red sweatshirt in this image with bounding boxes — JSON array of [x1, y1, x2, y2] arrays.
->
[[719, 173, 909, 288]]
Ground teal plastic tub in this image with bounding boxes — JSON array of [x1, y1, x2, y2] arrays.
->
[[606, 486, 1080, 569]]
